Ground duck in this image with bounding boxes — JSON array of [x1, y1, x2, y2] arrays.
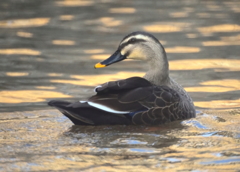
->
[[48, 31, 196, 125]]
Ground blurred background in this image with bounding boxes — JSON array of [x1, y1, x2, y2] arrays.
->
[[0, 0, 240, 171], [1, 0, 240, 112]]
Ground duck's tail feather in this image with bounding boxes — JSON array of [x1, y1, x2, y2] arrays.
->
[[48, 100, 71, 107], [48, 100, 132, 125], [48, 100, 93, 125]]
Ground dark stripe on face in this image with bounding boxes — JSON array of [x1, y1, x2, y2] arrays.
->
[[119, 38, 146, 51]]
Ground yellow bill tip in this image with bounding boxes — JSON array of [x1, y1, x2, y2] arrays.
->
[[94, 63, 106, 68]]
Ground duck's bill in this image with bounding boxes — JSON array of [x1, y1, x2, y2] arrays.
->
[[94, 50, 126, 68]]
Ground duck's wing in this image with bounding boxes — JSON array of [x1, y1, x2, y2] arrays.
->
[[131, 86, 195, 125], [88, 77, 152, 112]]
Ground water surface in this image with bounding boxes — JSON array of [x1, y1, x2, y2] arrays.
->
[[0, 0, 240, 171]]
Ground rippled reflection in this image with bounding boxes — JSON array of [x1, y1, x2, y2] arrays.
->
[[47, 73, 64, 77], [5, 72, 29, 77], [0, 18, 50, 28], [109, 8, 136, 13], [1, 0, 240, 171], [35, 86, 56, 90], [84, 17, 123, 28], [0, 90, 72, 103], [16, 31, 33, 38], [203, 34, 240, 46], [90, 54, 110, 60], [0, 109, 239, 171], [0, 49, 41, 55], [186, 79, 240, 92], [55, 0, 93, 7], [169, 59, 240, 71], [166, 46, 200, 53], [198, 24, 240, 33], [52, 40, 75, 45], [59, 15, 75, 20], [143, 22, 190, 33], [99, 17, 122, 27], [195, 100, 240, 109]]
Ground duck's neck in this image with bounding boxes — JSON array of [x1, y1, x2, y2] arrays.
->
[[143, 48, 170, 86]]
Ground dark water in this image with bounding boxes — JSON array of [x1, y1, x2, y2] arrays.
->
[[0, 0, 240, 171]]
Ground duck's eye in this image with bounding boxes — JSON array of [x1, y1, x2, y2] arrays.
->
[[128, 38, 137, 43]]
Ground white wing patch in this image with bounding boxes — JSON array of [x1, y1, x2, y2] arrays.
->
[[88, 101, 130, 114], [79, 101, 87, 103], [94, 85, 102, 92]]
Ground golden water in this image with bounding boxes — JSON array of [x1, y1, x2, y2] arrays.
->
[[0, 0, 239, 171]]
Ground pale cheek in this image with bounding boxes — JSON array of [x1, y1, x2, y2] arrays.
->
[[120, 49, 126, 56], [121, 44, 132, 56], [127, 51, 147, 60]]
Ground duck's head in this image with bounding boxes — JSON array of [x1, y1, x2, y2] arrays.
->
[[94, 31, 167, 68]]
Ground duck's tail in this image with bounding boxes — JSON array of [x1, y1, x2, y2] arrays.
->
[[48, 100, 132, 125]]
